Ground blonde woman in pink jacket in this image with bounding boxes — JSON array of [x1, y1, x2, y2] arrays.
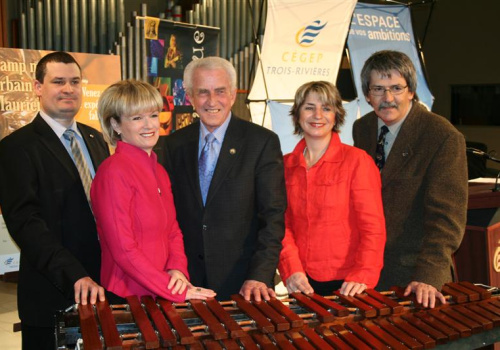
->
[[91, 80, 215, 303]]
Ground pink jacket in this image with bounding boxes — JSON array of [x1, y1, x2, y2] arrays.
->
[[91, 141, 188, 302], [278, 133, 386, 288]]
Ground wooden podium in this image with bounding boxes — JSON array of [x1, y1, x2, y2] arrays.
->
[[454, 183, 500, 286]]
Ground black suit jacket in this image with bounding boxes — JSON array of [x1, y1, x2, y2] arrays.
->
[[157, 116, 286, 300], [353, 103, 468, 290], [0, 114, 109, 326]]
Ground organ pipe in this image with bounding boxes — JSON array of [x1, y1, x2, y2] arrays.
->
[[15, 0, 266, 88]]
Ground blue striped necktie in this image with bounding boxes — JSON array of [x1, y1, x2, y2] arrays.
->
[[376, 125, 389, 170], [198, 133, 216, 205], [63, 129, 93, 204]]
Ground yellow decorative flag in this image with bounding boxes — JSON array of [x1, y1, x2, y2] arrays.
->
[[144, 17, 160, 40]]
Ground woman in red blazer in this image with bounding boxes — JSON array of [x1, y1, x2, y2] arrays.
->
[[278, 81, 386, 296]]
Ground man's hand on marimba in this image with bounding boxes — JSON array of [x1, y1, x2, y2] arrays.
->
[[339, 281, 367, 296], [240, 279, 276, 302], [167, 269, 190, 294], [74, 277, 105, 305], [404, 281, 447, 308], [285, 272, 314, 295]]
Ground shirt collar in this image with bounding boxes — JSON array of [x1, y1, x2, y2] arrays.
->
[[199, 112, 232, 143], [288, 132, 343, 168], [115, 140, 158, 162], [39, 110, 81, 139]]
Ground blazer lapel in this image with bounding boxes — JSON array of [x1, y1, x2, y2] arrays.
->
[[184, 122, 205, 208], [205, 117, 243, 206], [381, 106, 418, 187], [33, 115, 79, 181], [364, 115, 379, 159], [78, 123, 106, 169]]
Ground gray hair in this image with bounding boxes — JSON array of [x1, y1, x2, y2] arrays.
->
[[183, 57, 237, 95], [361, 50, 418, 100]]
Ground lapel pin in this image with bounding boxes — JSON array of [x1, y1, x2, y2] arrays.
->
[[229, 148, 236, 155], [89, 134, 94, 138]]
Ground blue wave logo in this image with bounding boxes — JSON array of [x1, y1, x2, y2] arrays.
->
[[295, 20, 328, 47], [4, 257, 14, 265]]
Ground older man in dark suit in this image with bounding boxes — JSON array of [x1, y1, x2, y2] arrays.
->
[[353, 50, 468, 308], [0, 52, 109, 349], [158, 57, 286, 301]]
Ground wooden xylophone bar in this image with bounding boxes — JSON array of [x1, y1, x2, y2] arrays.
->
[[57, 281, 500, 349]]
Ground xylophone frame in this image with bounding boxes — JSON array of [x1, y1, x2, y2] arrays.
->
[[56, 281, 500, 350]]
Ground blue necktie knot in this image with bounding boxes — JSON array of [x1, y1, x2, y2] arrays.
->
[[63, 128, 76, 141]]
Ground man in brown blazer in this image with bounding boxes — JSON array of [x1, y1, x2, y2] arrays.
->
[[353, 50, 468, 308]]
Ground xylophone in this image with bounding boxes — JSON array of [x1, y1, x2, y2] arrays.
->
[[56, 281, 500, 349]]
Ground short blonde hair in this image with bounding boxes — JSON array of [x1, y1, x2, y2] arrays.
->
[[97, 79, 163, 146], [290, 81, 345, 135]]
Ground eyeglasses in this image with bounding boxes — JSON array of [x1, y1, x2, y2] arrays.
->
[[369, 85, 408, 96]]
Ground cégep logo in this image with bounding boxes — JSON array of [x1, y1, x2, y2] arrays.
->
[[295, 20, 328, 48]]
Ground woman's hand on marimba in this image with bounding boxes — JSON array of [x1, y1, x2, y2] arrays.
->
[[404, 281, 447, 308], [74, 277, 105, 305], [339, 281, 367, 296], [167, 269, 190, 295], [285, 272, 314, 295], [185, 285, 217, 300]]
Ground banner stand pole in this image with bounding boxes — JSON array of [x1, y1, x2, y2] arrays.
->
[[407, 0, 436, 100], [246, 0, 271, 126]]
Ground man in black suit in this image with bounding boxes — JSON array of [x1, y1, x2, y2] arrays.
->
[[159, 57, 286, 301], [0, 52, 109, 349]]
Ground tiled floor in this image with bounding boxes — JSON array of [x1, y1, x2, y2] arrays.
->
[[0, 281, 21, 349]]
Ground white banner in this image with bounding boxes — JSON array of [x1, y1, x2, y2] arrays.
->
[[248, 0, 357, 129], [0, 215, 19, 275]]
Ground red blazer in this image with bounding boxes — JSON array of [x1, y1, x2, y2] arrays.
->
[[91, 141, 189, 302], [278, 133, 386, 288]]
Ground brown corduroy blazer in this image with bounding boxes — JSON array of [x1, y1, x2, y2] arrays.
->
[[353, 102, 468, 290]]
